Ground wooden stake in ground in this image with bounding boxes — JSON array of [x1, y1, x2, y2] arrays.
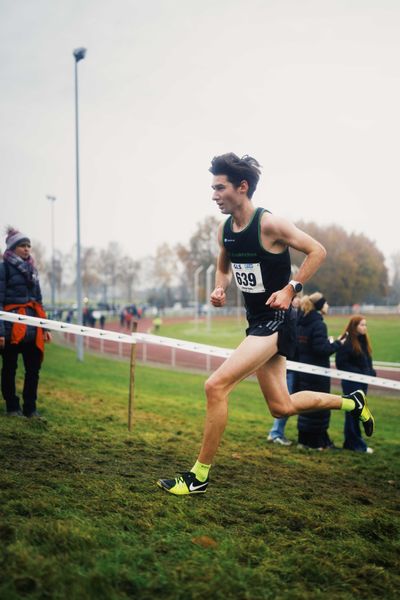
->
[[128, 321, 138, 431]]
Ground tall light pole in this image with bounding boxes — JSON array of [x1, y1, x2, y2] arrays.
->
[[206, 264, 215, 333], [46, 195, 56, 311], [194, 265, 204, 328], [73, 46, 87, 361]]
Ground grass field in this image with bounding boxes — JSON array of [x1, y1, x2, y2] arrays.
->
[[157, 314, 400, 363], [0, 342, 399, 599]]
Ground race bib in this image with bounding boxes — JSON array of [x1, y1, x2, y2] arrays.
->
[[231, 263, 265, 293]]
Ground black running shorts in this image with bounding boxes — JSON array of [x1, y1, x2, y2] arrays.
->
[[246, 307, 297, 359]]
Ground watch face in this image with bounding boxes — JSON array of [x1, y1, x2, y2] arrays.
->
[[291, 281, 302, 292]]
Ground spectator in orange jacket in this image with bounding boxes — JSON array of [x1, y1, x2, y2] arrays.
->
[[0, 227, 51, 418]]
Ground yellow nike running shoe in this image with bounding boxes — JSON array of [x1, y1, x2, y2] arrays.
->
[[157, 471, 209, 495], [345, 389, 375, 437]]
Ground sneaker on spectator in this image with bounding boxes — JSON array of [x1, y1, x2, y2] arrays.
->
[[297, 443, 323, 451], [6, 410, 24, 417], [272, 436, 292, 446], [25, 410, 44, 420]]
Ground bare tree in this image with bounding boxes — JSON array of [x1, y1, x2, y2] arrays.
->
[[390, 252, 400, 303], [99, 242, 123, 305], [81, 246, 100, 298], [119, 255, 140, 303], [31, 240, 47, 273], [149, 243, 180, 307], [176, 216, 220, 304]]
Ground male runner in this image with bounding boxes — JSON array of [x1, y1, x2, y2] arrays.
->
[[157, 153, 374, 495]]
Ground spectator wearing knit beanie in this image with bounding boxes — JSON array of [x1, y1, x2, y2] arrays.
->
[[0, 226, 51, 418], [5, 227, 31, 251]]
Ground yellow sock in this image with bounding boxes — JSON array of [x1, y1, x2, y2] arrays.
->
[[341, 398, 356, 412], [190, 460, 211, 482]]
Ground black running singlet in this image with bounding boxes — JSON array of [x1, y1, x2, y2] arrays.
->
[[223, 207, 291, 323]]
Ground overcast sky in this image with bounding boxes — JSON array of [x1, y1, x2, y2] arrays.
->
[[1, 0, 399, 272]]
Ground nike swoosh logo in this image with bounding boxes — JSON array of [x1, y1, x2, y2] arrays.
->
[[355, 398, 363, 410], [189, 481, 208, 491]]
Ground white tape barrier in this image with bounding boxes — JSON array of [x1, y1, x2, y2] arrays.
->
[[1, 311, 399, 391], [0, 311, 133, 343]]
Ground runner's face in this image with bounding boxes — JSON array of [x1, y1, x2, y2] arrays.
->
[[211, 175, 241, 214], [14, 243, 31, 260]]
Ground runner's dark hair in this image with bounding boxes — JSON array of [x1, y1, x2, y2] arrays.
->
[[209, 153, 262, 198]]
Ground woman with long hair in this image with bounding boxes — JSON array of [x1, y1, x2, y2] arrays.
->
[[336, 316, 375, 453]]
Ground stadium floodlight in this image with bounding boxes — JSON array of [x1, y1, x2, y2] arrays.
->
[[73, 47, 87, 62], [73, 47, 87, 361]]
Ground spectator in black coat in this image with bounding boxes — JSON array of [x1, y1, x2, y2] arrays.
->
[[336, 316, 375, 453], [0, 227, 51, 417], [296, 292, 344, 449]]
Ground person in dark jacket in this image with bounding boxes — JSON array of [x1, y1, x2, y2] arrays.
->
[[296, 292, 344, 449], [336, 316, 375, 453], [0, 227, 51, 417]]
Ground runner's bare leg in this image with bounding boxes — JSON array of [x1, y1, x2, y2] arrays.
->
[[198, 334, 280, 464], [256, 352, 343, 416], [199, 334, 344, 464]]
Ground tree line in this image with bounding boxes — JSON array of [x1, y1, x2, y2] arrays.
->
[[176, 218, 399, 306], [2, 219, 399, 307]]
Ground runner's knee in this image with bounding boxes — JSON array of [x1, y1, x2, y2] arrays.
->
[[204, 376, 218, 398], [269, 398, 294, 418], [204, 375, 229, 401], [270, 406, 291, 418]]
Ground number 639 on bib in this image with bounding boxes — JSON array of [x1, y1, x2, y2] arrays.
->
[[231, 263, 265, 293]]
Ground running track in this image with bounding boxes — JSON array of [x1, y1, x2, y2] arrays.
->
[[61, 317, 400, 388]]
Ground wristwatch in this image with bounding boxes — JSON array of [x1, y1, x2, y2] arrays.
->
[[289, 280, 303, 293]]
